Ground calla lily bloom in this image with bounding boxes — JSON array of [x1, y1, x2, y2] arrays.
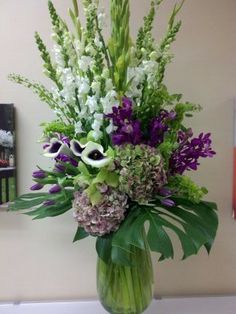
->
[[70, 139, 86, 157], [81, 142, 111, 168], [43, 138, 72, 158]]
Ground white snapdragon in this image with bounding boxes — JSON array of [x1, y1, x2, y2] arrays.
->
[[101, 68, 110, 79], [78, 77, 90, 95], [106, 121, 115, 135], [78, 55, 94, 72], [142, 60, 159, 75], [74, 37, 86, 57], [52, 43, 65, 69], [105, 78, 114, 92], [97, 9, 106, 29], [74, 121, 84, 134], [91, 113, 104, 140], [126, 66, 145, 100], [63, 32, 77, 68], [60, 68, 76, 103], [85, 96, 98, 114], [91, 80, 101, 98], [100, 90, 118, 115], [85, 43, 96, 56], [94, 35, 103, 49]]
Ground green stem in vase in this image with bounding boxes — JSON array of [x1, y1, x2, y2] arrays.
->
[[97, 230, 154, 314]]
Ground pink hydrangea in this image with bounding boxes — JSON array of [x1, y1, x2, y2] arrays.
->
[[73, 187, 128, 236]]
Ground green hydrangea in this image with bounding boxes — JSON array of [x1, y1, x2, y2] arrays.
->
[[168, 175, 208, 203]]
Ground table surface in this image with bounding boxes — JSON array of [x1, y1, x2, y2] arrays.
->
[[0, 297, 236, 314]]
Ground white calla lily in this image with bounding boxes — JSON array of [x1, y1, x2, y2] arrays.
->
[[81, 141, 111, 168], [70, 139, 86, 157], [43, 138, 72, 158]]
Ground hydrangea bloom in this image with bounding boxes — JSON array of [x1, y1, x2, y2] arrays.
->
[[73, 187, 128, 236], [115, 144, 167, 203]]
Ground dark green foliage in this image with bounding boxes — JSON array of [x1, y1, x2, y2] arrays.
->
[[9, 190, 74, 220], [73, 226, 89, 242], [96, 199, 218, 266]]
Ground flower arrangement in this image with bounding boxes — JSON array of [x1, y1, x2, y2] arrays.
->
[[9, 0, 218, 312]]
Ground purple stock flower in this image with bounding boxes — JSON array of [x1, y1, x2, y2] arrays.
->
[[32, 170, 46, 179], [30, 183, 44, 191], [170, 130, 216, 175], [148, 110, 176, 147], [49, 185, 62, 194], [43, 200, 56, 206], [106, 97, 143, 146]]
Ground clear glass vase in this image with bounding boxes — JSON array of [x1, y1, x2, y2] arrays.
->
[[97, 233, 153, 314]]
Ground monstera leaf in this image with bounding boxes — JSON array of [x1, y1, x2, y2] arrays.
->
[[96, 198, 218, 266]]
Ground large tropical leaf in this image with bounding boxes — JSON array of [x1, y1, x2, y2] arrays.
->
[[103, 198, 218, 265]]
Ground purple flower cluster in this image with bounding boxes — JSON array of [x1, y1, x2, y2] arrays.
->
[[170, 130, 216, 175], [106, 97, 142, 145], [148, 110, 176, 147], [106, 98, 176, 147]]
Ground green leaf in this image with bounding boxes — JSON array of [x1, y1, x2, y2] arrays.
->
[[8, 193, 49, 211], [93, 168, 108, 184], [105, 172, 119, 188], [73, 226, 89, 242], [106, 147, 115, 159], [145, 210, 174, 259], [32, 200, 72, 219], [78, 163, 90, 176], [111, 246, 133, 266], [96, 235, 113, 264], [109, 196, 218, 265], [86, 184, 102, 206]]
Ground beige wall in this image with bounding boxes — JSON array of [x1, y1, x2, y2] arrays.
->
[[0, 0, 235, 301]]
